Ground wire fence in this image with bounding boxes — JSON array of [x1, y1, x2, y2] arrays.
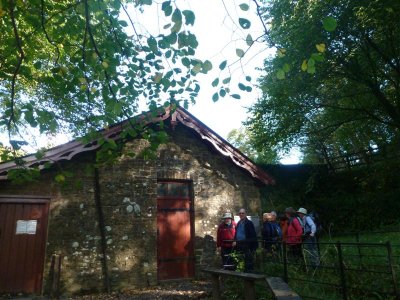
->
[[253, 238, 400, 300]]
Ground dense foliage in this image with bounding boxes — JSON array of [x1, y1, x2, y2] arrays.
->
[[227, 127, 279, 163], [262, 159, 400, 232], [247, 0, 400, 166]]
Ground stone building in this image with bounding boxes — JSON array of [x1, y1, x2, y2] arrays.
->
[[0, 106, 274, 295]]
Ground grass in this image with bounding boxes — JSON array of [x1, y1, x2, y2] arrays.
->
[[255, 230, 400, 300]]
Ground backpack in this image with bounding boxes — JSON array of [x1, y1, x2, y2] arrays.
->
[[296, 216, 305, 234], [270, 222, 282, 240], [308, 211, 322, 234]]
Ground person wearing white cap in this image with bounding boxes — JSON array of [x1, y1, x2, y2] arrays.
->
[[297, 207, 320, 267], [216, 212, 236, 269]]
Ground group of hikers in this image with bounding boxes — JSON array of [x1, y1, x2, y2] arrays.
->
[[216, 207, 320, 272]]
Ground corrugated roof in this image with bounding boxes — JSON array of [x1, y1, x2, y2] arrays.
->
[[0, 106, 274, 185]]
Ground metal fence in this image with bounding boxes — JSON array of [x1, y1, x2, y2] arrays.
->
[[254, 239, 400, 300]]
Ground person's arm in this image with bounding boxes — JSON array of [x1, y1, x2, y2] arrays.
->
[[306, 216, 316, 236], [216, 225, 222, 247], [232, 221, 238, 247]]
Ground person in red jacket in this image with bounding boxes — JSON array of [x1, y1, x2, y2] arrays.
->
[[217, 212, 236, 269], [285, 207, 303, 259]]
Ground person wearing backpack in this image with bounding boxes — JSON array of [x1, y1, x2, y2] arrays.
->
[[262, 212, 282, 257], [262, 213, 273, 253], [297, 207, 320, 267], [269, 211, 282, 257], [285, 207, 303, 260]]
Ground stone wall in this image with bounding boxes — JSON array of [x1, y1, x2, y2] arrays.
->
[[0, 123, 262, 295]]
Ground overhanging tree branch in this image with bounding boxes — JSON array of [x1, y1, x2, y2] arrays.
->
[[41, 0, 61, 64], [8, 0, 25, 133]]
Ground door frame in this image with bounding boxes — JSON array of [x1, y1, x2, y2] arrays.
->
[[156, 179, 195, 280], [0, 194, 51, 294]]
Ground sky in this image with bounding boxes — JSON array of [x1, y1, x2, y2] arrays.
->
[[128, 0, 268, 135], [131, 0, 301, 163]]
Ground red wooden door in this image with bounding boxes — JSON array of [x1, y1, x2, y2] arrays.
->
[[0, 196, 50, 295], [157, 181, 194, 280]]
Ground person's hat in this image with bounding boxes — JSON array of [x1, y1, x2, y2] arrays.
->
[[297, 207, 308, 215], [221, 212, 233, 219]]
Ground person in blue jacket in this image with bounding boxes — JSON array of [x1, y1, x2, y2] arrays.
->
[[232, 208, 258, 272]]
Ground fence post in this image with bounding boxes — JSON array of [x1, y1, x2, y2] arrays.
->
[[386, 242, 400, 300], [337, 241, 348, 300], [283, 241, 288, 283]]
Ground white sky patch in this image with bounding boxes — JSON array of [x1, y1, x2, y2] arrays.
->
[[128, 0, 273, 138]]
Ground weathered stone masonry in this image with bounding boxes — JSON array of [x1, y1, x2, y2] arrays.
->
[[0, 123, 262, 295]]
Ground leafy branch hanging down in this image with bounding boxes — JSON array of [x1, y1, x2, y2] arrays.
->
[[0, 0, 212, 155]]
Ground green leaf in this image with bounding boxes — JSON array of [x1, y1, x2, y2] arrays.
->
[[140, 0, 152, 5], [202, 60, 213, 73], [245, 75, 251, 82], [192, 63, 202, 74], [231, 94, 241, 99], [219, 60, 227, 70], [171, 9, 182, 32], [277, 69, 285, 80], [239, 3, 250, 11], [166, 32, 177, 44], [238, 83, 246, 91], [219, 88, 227, 97], [246, 34, 253, 46], [283, 63, 290, 72], [245, 86, 252, 92], [162, 1, 173, 16], [212, 92, 219, 102], [153, 72, 163, 83], [118, 20, 128, 27], [33, 61, 42, 69], [307, 58, 315, 67], [180, 32, 198, 48], [323, 16, 337, 32], [311, 53, 324, 62], [239, 18, 251, 29], [212, 78, 219, 87], [236, 48, 245, 58], [182, 10, 195, 26], [182, 57, 191, 67], [147, 36, 158, 53], [222, 77, 231, 84], [307, 65, 316, 74]]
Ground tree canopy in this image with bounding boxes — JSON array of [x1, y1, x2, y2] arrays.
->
[[246, 0, 400, 167], [0, 0, 210, 150], [227, 127, 279, 163]]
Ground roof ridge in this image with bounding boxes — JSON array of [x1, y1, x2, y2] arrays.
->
[[0, 106, 274, 185]]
